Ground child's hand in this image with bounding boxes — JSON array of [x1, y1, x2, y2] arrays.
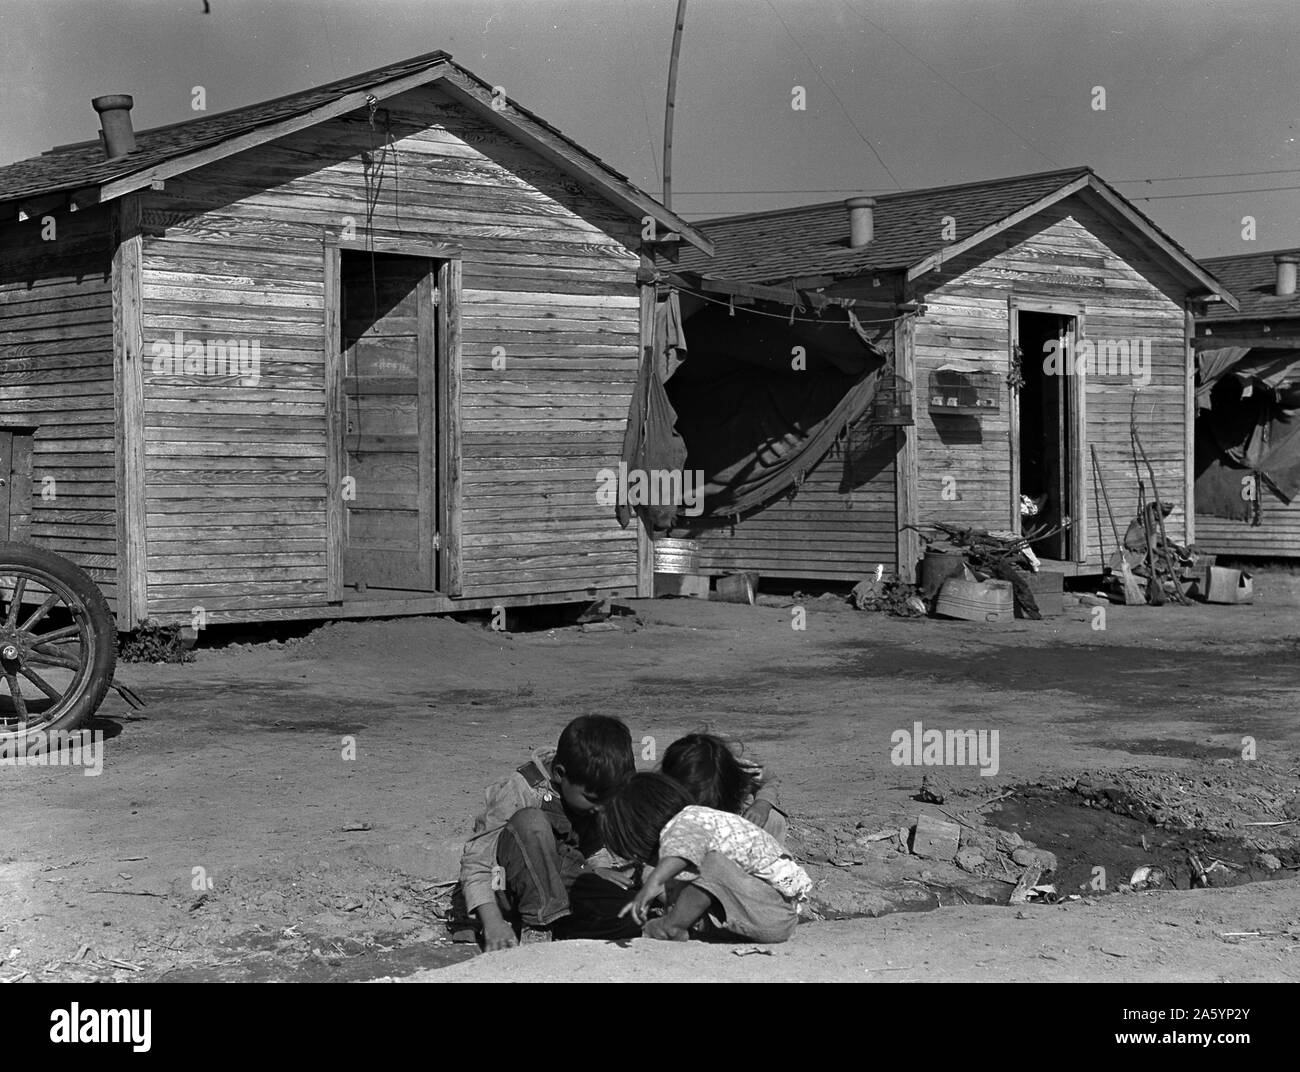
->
[[483, 919, 518, 952], [744, 799, 772, 829], [619, 875, 665, 925]]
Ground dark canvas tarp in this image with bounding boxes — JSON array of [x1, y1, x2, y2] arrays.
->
[[664, 298, 892, 519], [1195, 346, 1250, 410], [615, 292, 690, 531], [1194, 350, 1300, 520]]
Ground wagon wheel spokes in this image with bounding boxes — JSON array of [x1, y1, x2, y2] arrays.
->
[[25, 647, 83, 672], [4, 576, 27, 629], [19, 593, 62, 634], [18, 666, 63, 702], [27, 621, 84, 651], [2, 670, 29, 722]]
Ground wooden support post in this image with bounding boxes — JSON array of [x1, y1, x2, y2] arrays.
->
[[1184, 305, 1196, 547], [439, 256, 464, 597], [894, 312, 920, 582], [323, 237, 343, 601], [112, 193, 147, 630]]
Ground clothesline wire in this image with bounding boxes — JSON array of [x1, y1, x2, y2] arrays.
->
[[665, 282, 909, 325]]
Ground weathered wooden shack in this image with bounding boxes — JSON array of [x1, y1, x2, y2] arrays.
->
[[1192, 248, 1300, 558], [0, 50, 709, 628], [664, 168, 1236, 583]]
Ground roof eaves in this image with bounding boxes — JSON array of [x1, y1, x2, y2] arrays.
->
[[98, 58, 459, 202], [6, 49, 711, 253], [905, 173, 1092, 282], [1079, 176, 1239, 310], [435, 62, 712, 253]]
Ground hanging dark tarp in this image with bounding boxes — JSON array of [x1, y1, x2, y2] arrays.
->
[[664, 296, 893, 519], [1195, 357, 1300, 520], [1195, 346, 1251, 410], [615, 291, 690, 531]]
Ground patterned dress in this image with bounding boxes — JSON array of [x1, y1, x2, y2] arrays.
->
[[658, 805, 812, 901]]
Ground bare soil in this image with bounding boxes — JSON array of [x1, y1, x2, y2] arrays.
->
[[2, 573, 1299, 983]]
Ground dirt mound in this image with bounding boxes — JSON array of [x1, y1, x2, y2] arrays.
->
[[289, 615, 511, 666]]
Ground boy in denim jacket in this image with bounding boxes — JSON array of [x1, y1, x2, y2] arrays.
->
[[460, 715, 637, 950]]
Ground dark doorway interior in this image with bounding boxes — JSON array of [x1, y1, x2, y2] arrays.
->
[[1017, 310, 1074, 559]]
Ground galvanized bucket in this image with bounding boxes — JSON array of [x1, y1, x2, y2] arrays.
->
[[653, 537, 701, 575]]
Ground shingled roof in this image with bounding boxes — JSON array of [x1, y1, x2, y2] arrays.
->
[[1198, 248, 1300, 322], [0, 48, 710, 252], [675, 166, 1232, 305]]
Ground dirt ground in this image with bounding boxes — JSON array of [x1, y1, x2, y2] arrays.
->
[[2, 570, 1299, 984]]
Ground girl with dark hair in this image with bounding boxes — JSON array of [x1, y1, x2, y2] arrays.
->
[[660, 733, 787, 846], [600, 772, 810, 943]]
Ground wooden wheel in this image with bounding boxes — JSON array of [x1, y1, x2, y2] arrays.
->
[[0, 542, 116, 742]]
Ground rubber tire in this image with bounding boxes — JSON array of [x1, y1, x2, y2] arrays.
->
[[0, 541, 117, 739]]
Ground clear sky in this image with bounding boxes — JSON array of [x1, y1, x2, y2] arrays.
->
[[2, 0, 1296, 258]]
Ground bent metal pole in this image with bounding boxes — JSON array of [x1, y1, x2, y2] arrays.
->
[[662, 0, 688, 211]]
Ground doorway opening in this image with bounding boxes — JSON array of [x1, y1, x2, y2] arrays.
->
[[339, 250, 440, 593], [1016, 310, 1078, 560]]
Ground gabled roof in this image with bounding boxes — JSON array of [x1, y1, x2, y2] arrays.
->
[[676, 166, 1233, 306], [0, 48, 711, 253], [1197, 248, 1300, 323]]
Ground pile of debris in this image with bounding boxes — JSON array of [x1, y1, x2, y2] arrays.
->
[[1094, 500, 1203, 605], [848, 565, 926, 617], [905, 520, 1068, 621]]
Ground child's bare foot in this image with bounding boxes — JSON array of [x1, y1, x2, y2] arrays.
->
[[643, 917, 690, 941]]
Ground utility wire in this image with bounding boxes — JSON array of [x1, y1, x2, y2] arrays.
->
[[656, 167, 1300, 197], [662, 181, 1300, 201], [1132, 184, 1300, 201], [838, 0, 1060, 169], [1114, 168, 1300, 183], [762, 0, 901, 189], [637, 80, 662, 186]]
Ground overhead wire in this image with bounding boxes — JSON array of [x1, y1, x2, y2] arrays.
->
[[837, 0, 1061, 169], [761, 0, 901, 189]]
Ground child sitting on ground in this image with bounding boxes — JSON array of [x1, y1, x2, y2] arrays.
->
[[661, 732, 788, 846], [460, 714, 640, 951], [602, 772, 811, 943]]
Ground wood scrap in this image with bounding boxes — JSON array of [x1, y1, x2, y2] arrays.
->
[[1132, 425, 1189, 604], [1009, 864, 1045, 904]]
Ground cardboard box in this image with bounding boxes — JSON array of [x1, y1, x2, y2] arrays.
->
[[713, 571, 759, 605], [1203, 566, 1253, 604]]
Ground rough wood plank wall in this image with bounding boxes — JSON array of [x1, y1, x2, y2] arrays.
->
[[914, 195, 1190, 565], [676, 436, 898, 580], [1195, 504, 1300, 557], [136, 86, 641, 617], [0, 204, 118, 609]]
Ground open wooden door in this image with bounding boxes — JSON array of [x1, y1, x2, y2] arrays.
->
[[338, 251, 438, 592]]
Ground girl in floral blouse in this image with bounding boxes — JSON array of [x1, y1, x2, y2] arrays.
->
[[601, 772, 811, 943]]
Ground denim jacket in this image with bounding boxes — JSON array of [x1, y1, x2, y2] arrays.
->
[[459, 748, 591, 915]]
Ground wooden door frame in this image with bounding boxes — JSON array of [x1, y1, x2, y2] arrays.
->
[[323, 233, 463, 600], [1008, 296, 1088, 563], [113, 193, 148, 629], [894, 310, 920, 583]]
